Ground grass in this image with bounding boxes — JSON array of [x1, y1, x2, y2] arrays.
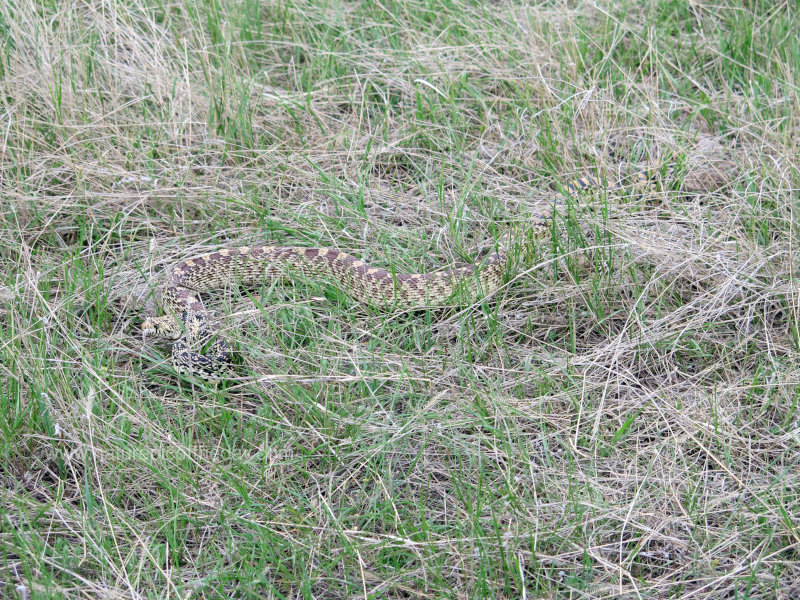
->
[[1, 0, 799, 598]]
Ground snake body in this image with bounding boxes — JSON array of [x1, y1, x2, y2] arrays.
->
[[142, 170, 652, 379], [142, 240, 511, 379]]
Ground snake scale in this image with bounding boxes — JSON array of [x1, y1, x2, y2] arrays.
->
[[142, 170, 653, 379]]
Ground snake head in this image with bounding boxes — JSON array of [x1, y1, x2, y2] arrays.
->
[[141, 315, 183, 340]]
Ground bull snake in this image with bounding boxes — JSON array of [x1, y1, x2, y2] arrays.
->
[[142, 170, 654, 380]]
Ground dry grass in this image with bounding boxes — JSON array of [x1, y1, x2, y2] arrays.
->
[[1, 0, 799, 598]]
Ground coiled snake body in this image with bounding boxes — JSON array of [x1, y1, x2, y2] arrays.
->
[[142, 171, 651, 379]]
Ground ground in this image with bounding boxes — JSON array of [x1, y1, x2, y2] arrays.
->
[[1, 0, 799, 598]]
